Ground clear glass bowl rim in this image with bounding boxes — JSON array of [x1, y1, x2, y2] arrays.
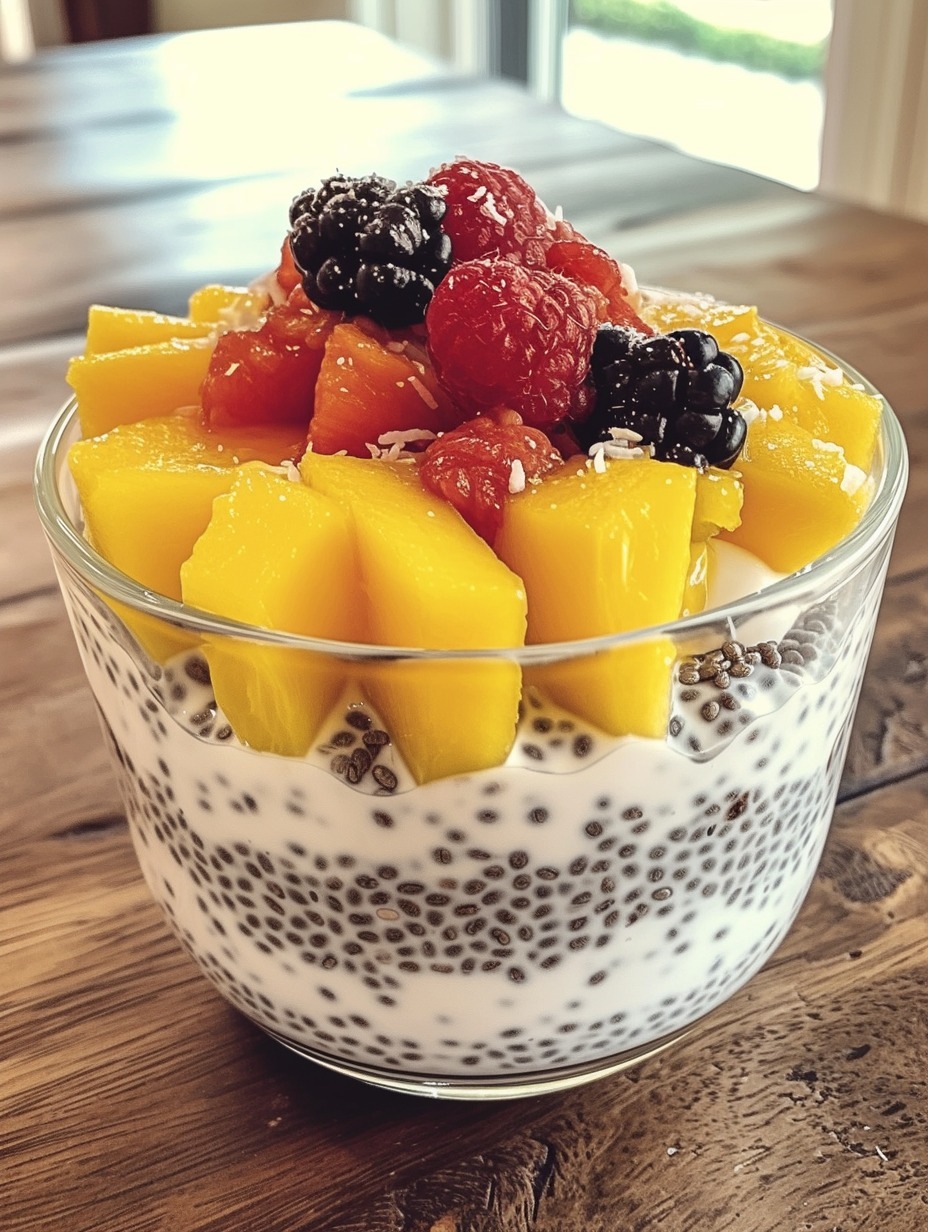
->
[[34, 343, 908, 665]]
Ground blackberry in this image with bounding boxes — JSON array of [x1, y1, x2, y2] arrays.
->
[[577, 325, 747, 470], [288, 174, 452, 328]]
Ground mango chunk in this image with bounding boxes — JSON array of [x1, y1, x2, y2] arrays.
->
[[181, 469, 359, 757], [693, 468, 743, 541], [301, 453, 527, 782], [68, 337, 215, 437], [684, 468, 744, 615], [68, 412, 301, 601], [187, 284, 270, 327], [643, 296, 882, 471], [85, 304, 213, 355], [723, 413, 871, 573], [495, 457, 697, 737]]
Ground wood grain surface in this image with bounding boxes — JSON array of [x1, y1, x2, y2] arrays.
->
[[2, 22, 927, 1232]]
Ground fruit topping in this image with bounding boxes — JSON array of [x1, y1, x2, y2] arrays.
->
[[180, 467, 360, 757], [428, 157, 551, 266], [642, 296, 882, 472], [419, 414, 563, 543], [495, 455, 699, 738], [722, 412, 871, 573], [300, 452, 527, 782], [68, 412, 303, 604], [288, 173, 451, 327], [309, 321, 455, 457], [84, 304, 214, 355], [544, 221, 650, 330], [576, 324, 747, 470], [200, 286, 338, 430], [275, 234, 302, 295], [426, 258, 600, 428], [68, 336, 215, 438]]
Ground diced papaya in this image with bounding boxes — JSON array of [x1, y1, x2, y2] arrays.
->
[[187, 283, 270, 327], [309, 322, 456, 457], [301, 452, 527, 782], [723, 413, 871, 573], [495, 457, 697, 737], [642, 296, 882, 471], [68, 337, 215, 437], [85, 305, 214, 355], [180, 469, 359, 756], [68, 412, 302, 602], [200, 294, 337, 432]]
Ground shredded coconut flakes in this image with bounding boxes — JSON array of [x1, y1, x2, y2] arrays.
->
[[407, 376, 438, 409], [508, 458, 526, 494], [841, 463, 868, 495], [481, 191, 508, 227]]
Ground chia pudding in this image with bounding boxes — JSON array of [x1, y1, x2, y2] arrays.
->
[[51, 515, 893, 1096]]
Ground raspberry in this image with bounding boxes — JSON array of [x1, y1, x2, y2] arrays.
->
[[428, 158, 551, 266], [544, 228, 650, 331], [420, 414, 562, 542], [201, 287, 338, 430], [426, 258, 600, 428]]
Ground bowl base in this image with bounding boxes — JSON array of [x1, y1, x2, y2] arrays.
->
[[262, 1023, 692, 1100]]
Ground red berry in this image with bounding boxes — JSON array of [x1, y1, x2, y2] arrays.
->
[[426, 258, 600, 428], [429, 158, 551, 266], [420, 414, 562, 542], [201, 287, 338, 430], [545, 222, 651, 331]]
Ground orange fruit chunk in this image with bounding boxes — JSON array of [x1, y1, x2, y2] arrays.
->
[[68, 337, 215, 437], [495, 456, 697, 737], [309, 322, 455, 457], [68, 412, 302, 602], [181, 469, 359, 756], [85, 304, 213, 355], [723, 412, 871, 573], [301, 452, 526, 781]]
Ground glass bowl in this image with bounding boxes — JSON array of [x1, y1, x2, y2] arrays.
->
[[35, 365, 907, 1100]]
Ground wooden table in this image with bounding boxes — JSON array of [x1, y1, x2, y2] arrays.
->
[[3, 22, 927, 1232]]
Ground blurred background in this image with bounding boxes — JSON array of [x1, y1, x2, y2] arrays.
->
[[3, 0, 927, 222]]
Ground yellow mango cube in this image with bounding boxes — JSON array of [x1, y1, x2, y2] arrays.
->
[[723, 413, 871, 573], [684, 467, 744, 614], [181, 469, 360, 756], [68, 337, 215, 437], [187, 284, 269, 327], [301, 453, 527, 782], [495, 457, 697, 737], [68, 412, 301, 601], [85, 304, 213, 355]]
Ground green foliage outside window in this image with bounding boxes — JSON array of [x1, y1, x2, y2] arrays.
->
[[570, 0, 828, 80]]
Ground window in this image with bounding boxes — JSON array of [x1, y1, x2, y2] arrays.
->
[[561, 0, 833, 190]]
